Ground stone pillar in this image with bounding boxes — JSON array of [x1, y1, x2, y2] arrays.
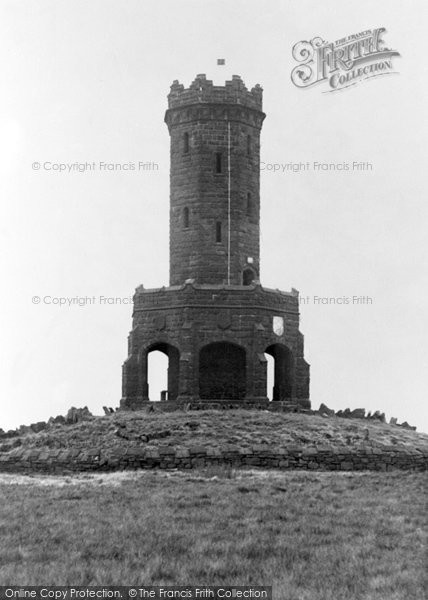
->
[[177, 351, 196, 402], [248, 352, 269, 401], [138, 351, 149, 402]]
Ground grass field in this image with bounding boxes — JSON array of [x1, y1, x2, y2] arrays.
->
[[0, 468, 426, 599]]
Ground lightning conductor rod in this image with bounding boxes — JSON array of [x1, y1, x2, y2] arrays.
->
[[227, 120, 231, 285]]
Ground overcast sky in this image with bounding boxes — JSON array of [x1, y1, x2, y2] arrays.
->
[[1, 0, 427, 432]]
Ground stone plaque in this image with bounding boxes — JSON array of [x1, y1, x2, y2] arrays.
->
[[154, 315, 166, 331], [217, 310, 231, 330], [273, 316, 284, 336]]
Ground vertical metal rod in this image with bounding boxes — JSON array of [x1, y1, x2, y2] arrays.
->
[[227, 121, 231, 285]]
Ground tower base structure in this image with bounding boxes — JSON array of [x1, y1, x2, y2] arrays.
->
[[121, 281, 310, 410]]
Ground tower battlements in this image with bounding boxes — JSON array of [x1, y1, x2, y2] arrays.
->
[[167, 74, 263, 111]]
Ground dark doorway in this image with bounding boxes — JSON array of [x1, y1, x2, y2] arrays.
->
[[243, 268, 255, 285], [146, 342, 180, 401], [199, 342, 246, 400], [264, 344, 294, 400]]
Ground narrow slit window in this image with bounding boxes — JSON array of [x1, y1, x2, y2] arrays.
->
[[247, 192, 252, 216], [247, 134, 252, 156], [215, 152, 222, 173], [183, 207, 189, 228], [216, 221, 222, 242], [183, 132, 189, 153]]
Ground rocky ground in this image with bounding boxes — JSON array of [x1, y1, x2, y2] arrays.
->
[[1, 408, 427, 455]]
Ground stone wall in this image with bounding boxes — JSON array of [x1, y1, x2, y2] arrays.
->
[[0, 444, 426, 474], [318, 403, 418, 430], [0, 406, 93, 440], [122, 282, 310, 406]]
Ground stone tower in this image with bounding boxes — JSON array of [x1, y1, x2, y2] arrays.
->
[[167, 74, 263, 286], [121, 74, 310, 409]]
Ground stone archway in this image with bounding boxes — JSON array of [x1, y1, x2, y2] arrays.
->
[[264, 343, 294, 400], [199, 342, 246, 400], [145, 342, 180, 401]]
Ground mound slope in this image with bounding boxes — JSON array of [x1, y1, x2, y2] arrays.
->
[[3, 410, 428, 455]]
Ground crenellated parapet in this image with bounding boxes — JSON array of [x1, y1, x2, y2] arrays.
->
[[167, 74, 263, 110]]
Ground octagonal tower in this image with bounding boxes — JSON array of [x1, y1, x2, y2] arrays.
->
[[121, 74, 310, 409]]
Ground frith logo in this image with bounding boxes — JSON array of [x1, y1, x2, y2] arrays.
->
[[291, 28, 400, 92]]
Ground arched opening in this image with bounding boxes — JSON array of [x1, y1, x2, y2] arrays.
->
[[183, 206, 189, 228], [147, 350, 168, 402], [243, 268, 255, 286], [199, 342, 246, 400], [266, 353, 275, 401], [146, 342, 180, 401], [264, 344, 294, 400]]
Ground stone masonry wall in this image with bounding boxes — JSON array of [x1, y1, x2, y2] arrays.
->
[[122, 282, 309, 404], [0, 444, 426, 474]]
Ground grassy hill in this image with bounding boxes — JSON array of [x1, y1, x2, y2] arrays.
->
[[5, 409, 428, 455], [1, 409, 427, 597]]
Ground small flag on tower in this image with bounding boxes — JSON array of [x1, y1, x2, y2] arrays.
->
[[217, 58, 226, 65]]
